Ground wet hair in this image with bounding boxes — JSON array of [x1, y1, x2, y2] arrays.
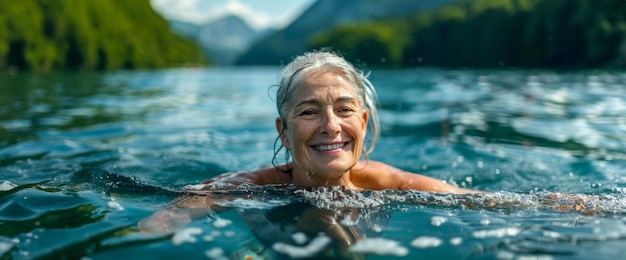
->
[[271, 50, 380, 171]]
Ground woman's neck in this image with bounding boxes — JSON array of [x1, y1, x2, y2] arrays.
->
[[290, 165, 352, 188]]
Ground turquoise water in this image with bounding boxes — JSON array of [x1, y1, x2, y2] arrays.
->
[[2, 67, 626, 259]]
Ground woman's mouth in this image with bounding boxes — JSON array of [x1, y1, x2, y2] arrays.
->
[[312, 142, 348, 151]]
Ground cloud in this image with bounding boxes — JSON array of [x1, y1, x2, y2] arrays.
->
[[151, 0, 274, 29], [208, 0, 272, 29], [150, 0, 208, 24], [151, 0, 314, 29]]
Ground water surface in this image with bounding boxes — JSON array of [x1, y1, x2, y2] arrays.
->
[[1, 67, 626, 259]]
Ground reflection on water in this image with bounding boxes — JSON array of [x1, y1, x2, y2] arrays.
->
[[241, 202, 371, 258], [1, 67, 626, 258]]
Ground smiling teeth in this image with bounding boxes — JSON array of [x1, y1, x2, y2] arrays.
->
[[314, 143, 345, 151]]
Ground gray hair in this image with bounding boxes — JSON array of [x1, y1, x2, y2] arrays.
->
[[273, 50, 380, 168]]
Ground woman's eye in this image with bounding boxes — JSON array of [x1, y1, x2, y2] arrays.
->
[[338, 107, 354, 114], [299, 110, 316, 116]]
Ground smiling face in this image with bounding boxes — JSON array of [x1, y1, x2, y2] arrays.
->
[[276, 70, 368, 183]]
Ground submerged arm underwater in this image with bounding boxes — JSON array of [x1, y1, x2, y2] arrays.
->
[[138, 192, 228, 233]]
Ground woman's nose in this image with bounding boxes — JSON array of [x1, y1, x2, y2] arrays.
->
[[320, 109, 341, 135]]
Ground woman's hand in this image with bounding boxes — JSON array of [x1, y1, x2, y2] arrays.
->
[[137, 195, 218, 233], [137, 209, 193, 233]]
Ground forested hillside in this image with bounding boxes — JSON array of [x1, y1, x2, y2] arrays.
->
[[0, 0, 206, 71], [311, 0, 626, 68], [235, 0, 461, 66]]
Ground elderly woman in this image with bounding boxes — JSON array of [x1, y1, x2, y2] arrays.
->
[[139, 51, 479, 233], [204, 50, 478, 193]]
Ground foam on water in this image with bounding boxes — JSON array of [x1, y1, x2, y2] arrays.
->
[[271, 234, 331, 259], [410, 236, 443, 248], [312, 189, 534, 212], [472, 227, 522, 239], [291, 232, 308, 245], [106, 200, 124, 211], [204, 248, 226, 260], [430, 216, 448, 226], [202, 185, 626, 217], [0, 180, 17, 191], [182, 184, 208, 191], [373, 190, 626, 215], [203, 230, 225, 242], [348, 237, 408, 257], [209, 217, 232, 228], [449, 237, 463, 245], [296, 186, 386, 209], [0, 237, 14, 255], [171, 227, 202, 246]]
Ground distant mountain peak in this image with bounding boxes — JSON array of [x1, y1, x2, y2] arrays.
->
[[204, 14, 254, 32], [168, 13, 272, 65]]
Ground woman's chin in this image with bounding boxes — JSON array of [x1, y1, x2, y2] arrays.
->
[[309, 163, 354, 179], [295, 153, 358, 181]]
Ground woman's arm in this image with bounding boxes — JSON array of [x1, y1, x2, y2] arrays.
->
[[138, 168, 290, 233], [138, 193, 225, 233], [200, 167, 290, 189], [395, 170, 481, 194]]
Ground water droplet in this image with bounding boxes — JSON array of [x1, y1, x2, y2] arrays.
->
[[172, 227, 202, 245], [205, 248, 224, 259], [430, 216, 447, 227], [272, 234, 331, 259], [291, 232, 308, 245], [212, 218, 232, 228], [410, 236, 442, 248]]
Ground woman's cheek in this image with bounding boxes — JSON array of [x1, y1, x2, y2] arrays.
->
[[287, 121, 311, 156]]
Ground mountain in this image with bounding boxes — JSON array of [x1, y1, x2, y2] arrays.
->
[[169, 15, 273, 65], [235, 0, 463, 65], [199, 15, 270, 65]]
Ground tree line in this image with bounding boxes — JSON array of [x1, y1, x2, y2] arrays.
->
[[0, 0, 206, 72], [310, 0, 626, 69]]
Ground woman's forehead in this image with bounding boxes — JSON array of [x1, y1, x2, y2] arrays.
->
[[294, 72, 356, 96], [301, 70, 348, 85]]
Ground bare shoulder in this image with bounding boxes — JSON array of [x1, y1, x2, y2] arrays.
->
[[252, 165, 292, 184], [353, 160, 405, 176], [350, 160, 405, 190], [351, 160, 481, 194]]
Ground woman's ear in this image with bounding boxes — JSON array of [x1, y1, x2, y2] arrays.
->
[[275, 117, 291, 150]]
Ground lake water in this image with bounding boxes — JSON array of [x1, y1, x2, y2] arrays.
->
[[2, 67, 626, 259]]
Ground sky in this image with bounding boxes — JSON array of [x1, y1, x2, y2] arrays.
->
[[150, 0, 315, 30]]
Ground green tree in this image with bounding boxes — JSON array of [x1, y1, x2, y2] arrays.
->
[[0, 0, 206, 71], [309, 0, 625, 69], [310, 22, 408, 67]]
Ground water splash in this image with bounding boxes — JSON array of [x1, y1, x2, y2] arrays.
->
[[379, 190, 626, 216], [296, 186, 387, 209], [194, 184, 626, 216]]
